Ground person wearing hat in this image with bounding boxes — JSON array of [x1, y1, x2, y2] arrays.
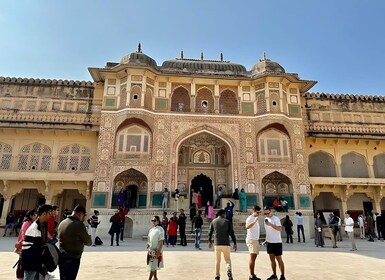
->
[[58, 205, 92, 280]]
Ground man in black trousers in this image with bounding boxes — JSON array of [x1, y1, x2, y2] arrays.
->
[[178, 209, 187, 246]]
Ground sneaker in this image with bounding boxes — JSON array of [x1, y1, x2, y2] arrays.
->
[[250, 275, 261, 280], [279, 276, 286, 280], [227, 269, 233, 280], [266, 275, 278, 280], [215, 277, 220, 280]]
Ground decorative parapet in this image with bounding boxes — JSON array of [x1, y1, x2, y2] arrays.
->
[[304, 123, 385, 137]]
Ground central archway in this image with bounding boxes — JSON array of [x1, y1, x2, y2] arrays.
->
[[191, 174, 213, 207]]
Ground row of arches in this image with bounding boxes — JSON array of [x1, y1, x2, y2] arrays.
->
[[0, 142, 91, 171], [309, 151, 385, 178]]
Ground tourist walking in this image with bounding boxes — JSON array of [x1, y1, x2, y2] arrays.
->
[[21, 204, 52, 280], [314, 212, 324, 247], [3, 212, 17, 236], [147, 215, 164, 280], [87, 210, 100, 246], [47, 205, 59, 245], [282, 215, 293, 244], [280, 198, 289, 212], [295, 212, 305, 242], [108, 210, 121, 246], [119, 207, 129, 242], [357, 214, 365, 239], [192, 210, 203, 250], [15, 210, 36, 280], [168, 212, 178, 247], [58, 205, 92, 280], [189, 204, 197, 233], [366, 213, 375, 242], [208, 209, 237, 280], [161, 212, 169, 247], [178, 209, 187, 246], [344, 211, 357, 251], [215, 186, 223, 208], [263, 206, 286, 280], [239, 188, 247, 212], [375, 213, 382, 240], [245, 205, 261, 280], [328, 213, 339, 248], [161, 188, 169, 209], [336, 215, 343, 241], [224, 200, 235, 224]]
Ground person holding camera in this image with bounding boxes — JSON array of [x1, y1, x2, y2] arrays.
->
[[263, 206, 285, 280]]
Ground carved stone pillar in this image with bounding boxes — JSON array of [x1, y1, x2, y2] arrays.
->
[[1, 198, 13, 225]]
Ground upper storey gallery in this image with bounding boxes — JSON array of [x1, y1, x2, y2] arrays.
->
[[88, 45, 316, 117]]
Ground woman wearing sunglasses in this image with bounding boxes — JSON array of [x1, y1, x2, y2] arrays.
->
[[147, 216, 165, 280]]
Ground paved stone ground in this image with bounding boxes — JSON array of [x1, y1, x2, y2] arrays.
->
[[1, 236, 384, 280]]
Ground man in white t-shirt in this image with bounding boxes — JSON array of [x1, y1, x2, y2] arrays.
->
[[245, 205, 262, 280], [263, 206, 285, 280], [344, 211, 357, 251]]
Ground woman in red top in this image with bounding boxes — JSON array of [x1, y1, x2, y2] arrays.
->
[[15, 210, 36, 280], [197, 191, 202, 209], [167, 212, 178, 247]]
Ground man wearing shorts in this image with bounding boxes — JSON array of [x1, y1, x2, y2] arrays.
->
[[245, 205, 262, 280], [263, 206, 285, 280]]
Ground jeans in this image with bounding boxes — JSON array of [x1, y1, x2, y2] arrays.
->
[[59, 255, 81, 280], [297, 225, 305, 242], [24, 270, 39, 280], [194, 228, 201, 248], [111, 231, 120, 245], [162, 198, 168, 209]]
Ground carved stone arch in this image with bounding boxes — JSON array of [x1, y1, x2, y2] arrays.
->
[[195, 87, 214, 113], [341, 152, 369, 178], [261, 171, 293, 194], [219, 89, 238, 114], [171, 86, 190, 112], [308, 150, 337, 177]]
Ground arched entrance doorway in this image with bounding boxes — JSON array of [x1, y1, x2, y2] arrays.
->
[[190, 174, 214, 207], [112, 168, 148, 209], [176, 131, 233, 204]]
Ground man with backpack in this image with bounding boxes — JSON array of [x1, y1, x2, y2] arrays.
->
[[58, 205, 92, 280]]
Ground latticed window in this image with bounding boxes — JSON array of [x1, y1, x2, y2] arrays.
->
[[115, 125, 150, 159], [258, 129, 291, 163], [58, 144, 91, 171], [17, 143, 51, 171], [0, 142, 12, 170]]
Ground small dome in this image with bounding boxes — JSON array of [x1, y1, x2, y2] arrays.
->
[[161, 59, 247, 75], [120, 52, 157, 68], [251, 53, 285, 75]]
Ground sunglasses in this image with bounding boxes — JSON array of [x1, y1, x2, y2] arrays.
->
[[151, 219, 157, 222], [264, 212, 271, 215]]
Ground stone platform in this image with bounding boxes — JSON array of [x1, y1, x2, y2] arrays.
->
[[1, 236, 384, 280]]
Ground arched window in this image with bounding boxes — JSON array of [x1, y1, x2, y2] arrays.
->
[[219, 90, 238, 114], [0, 142, 12, 170], [373, 153, 385, 178], [144, 88, 153, 110], [115, 125, 151, 159], [308, 151, 337, 177], [18, 143, 51, 171], [58, 144, 91, 171], [341, 152, 368, 178], [195, 88, 214, 113], [171, 87, 190, 112], [258, 129, 291, 162], [130, 85, 141, 108]]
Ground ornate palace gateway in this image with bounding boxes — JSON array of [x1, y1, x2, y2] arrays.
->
[[1, 45, 385, 238]]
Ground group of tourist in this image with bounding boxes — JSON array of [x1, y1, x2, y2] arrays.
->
[[9, 204, 92, 280], [159, 209, 188, 248]]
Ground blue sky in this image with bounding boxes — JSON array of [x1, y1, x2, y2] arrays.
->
[[1, 0, 385, 95]]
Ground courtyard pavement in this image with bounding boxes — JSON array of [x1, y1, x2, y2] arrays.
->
[[0, 236, 384, 280]]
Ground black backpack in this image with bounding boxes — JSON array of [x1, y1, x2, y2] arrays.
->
[[41, 243, 60, 272], [95, 236, 103, 245]]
